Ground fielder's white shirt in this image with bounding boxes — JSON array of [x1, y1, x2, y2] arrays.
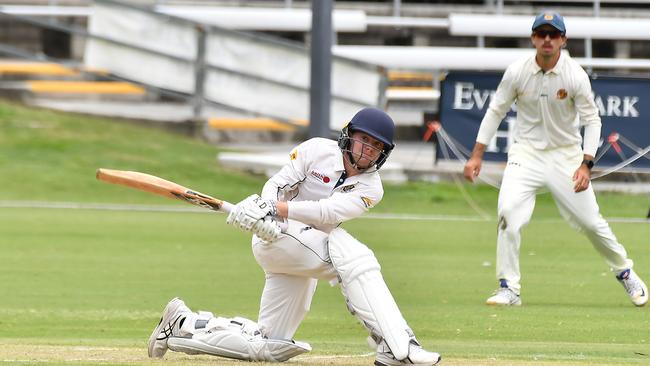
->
[[476, 52, 601, 156], [261, 138, 383, 233]]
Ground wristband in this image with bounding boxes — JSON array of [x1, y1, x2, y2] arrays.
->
[[268, 200, 278, 217]]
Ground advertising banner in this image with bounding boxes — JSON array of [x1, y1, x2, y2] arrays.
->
[[439, 71, 650, 168]]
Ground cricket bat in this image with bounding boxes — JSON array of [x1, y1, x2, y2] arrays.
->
[[96, 168, 234, 213]]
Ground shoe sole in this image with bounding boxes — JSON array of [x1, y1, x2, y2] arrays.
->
[[374, 355, 442, 366], [632, 293, 648, 307], [486, 300, 522, 306], [147, 297, 184, 358]]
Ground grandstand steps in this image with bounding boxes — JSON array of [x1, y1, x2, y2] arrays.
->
[[0, 61, 431, 143], [0, 61, 108, 80], [0, 80, 150, 102], [0, 60, 306, 141], [0, 61, 77, 78], [29, 98, 193, 123], [27, 97, 307, 142], [0, 61, 151, 103]]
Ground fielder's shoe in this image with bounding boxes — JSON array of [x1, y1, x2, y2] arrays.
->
[[374, 338, 441, 366], [486, 279, 521, 306], [148, 297, 191, 358], [616, 269, 648, 307]]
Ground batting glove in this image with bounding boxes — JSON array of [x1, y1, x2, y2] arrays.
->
[[252, 216, 282, 242], [226, 194, 277, 231]]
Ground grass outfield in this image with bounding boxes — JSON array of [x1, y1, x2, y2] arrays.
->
[[1, 100, 649, 365]]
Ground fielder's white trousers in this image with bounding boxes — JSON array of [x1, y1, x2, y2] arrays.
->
[[251, 220, 338, 340], [497, 143, 633, 294]]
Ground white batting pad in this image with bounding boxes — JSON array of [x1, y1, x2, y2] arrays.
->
[[168, 315, 311, 362], [328, 228, 411, 360]]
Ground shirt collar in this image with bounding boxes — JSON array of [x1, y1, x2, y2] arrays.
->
[[333, 148, 381, 185], [531, 57, 542, 74], [531, 51, 564, 75], [546, 52, 564, 74], [333, 147, 345, 172]]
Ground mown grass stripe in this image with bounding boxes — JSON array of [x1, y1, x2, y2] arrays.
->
[[2, 201, 649, 223]]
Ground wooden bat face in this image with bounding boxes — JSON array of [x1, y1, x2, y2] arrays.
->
[[96, 169, 233, 213]]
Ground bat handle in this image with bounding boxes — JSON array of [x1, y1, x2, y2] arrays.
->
[[277, 220, 289, 232], [220, 201, 288, 233], [221, 201, 235, 213]]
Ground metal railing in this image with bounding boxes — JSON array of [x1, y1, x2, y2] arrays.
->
[[0, 0, 384, 125], [0, 9, 266, 122]]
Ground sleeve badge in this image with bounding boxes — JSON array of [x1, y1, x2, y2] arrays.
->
[[361, 196, 373, 208]]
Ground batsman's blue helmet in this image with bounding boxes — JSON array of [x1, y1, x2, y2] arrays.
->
[[338, 107, 395, 170]]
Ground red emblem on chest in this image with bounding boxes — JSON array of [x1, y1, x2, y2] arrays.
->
[[310, 170, 331, 183]]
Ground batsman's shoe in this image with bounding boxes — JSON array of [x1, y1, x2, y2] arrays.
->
[[616, 269, 648, 307], [148, 297, 191, 358], [374, 339, 441, 366], [486, 280, 521, 306]]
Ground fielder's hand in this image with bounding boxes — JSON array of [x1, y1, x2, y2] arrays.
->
[[252, 216, 282, 242], [226, 194, 277, 231], [463, 157, 482, 183], [573, 165, 591, 193]]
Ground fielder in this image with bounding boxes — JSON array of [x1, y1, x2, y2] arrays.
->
[[148, 107, 442, 366], [464, 11, 648, 307]]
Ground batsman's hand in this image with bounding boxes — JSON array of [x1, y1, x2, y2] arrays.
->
[[226, 194, 277, 231], [252, 216, 282, 242]]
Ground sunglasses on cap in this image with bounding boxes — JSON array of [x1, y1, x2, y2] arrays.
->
[[533, 29, 564, 39]]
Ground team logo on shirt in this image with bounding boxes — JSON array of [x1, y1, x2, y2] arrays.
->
[[361, 196, 373, 208], [310, 170, 330, 183], [290, 149, 298, 160], [556, 89, 568, 100], [342, 184, 356, 192]]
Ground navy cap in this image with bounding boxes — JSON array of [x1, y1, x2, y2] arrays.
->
[[532, 12, 566, 33]]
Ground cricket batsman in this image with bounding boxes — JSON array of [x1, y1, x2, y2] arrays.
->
[[148, 107, 442, 365], [464, 11, 648, 307]]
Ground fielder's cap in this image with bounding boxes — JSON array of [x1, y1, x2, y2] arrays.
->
[[532, 12, 566, 33]]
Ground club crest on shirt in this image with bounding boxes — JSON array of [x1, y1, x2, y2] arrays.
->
[[289, 149, 298, 160], [310, 170, 331, 183], [361, 196, 373, 208], [341, 184, 356, 192], [556, 89, 568, 100]]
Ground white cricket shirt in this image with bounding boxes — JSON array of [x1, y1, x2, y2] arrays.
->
[[261, 138, 384, 233], [476, 52, 601, 156]]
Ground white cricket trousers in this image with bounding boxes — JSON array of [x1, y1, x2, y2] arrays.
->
[[497, 143, 633, 293], [251, 220, 338, 340]]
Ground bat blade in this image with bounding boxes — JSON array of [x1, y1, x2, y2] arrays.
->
[[96, 168, 233, 213]]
